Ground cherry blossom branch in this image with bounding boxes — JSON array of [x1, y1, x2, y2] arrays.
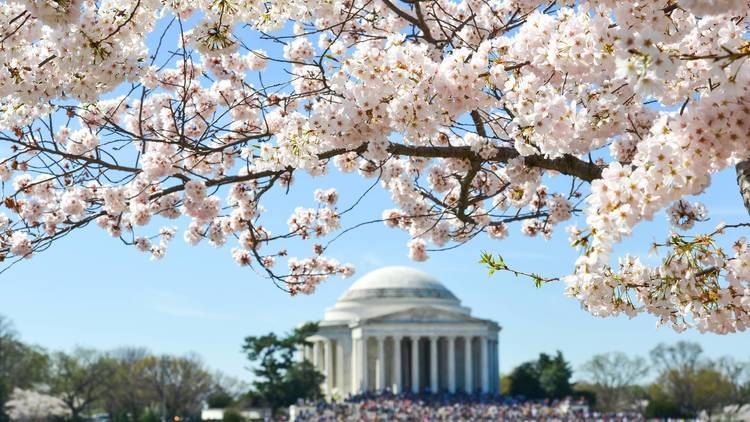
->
[[480, 251, 559, 288]]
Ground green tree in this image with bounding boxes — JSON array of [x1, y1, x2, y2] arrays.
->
[[507, 351, 573, 400], [538, 351, 573, 399], [0, 315, 50, 422], [222, 410, 245, 422], [207, 389, 235, 409], [206, 372, 249, 409], [242, 323, 323, 414], [715, 357, 750, 420], [101, 348, 157, 422], [141, 354, 212, 421], [648, 342, 748, 418], [693, 367, 735, 419], [644, 383, 686, 419], [50, 348, 115, 421], [506, 362, 543, 399], [500, 374, 511, 395], [649, 341, 706, 417]]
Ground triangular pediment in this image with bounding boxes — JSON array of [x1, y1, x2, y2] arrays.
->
[[364, 306, 489, 324]]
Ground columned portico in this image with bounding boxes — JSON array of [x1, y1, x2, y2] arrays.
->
[[306, 267, 501, 398]]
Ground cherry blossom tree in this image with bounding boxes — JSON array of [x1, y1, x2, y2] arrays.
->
[[4, 387, 70, 422], [1, 0, 750, 333]]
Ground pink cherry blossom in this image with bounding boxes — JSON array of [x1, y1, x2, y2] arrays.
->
[[1, 0, 750, 332]]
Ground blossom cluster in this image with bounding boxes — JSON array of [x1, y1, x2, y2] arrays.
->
[[1, 0, 749, 330], [4, 387, 70, 421]]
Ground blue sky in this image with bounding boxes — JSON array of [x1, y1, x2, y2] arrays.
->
[[1, 164, 749, 384]]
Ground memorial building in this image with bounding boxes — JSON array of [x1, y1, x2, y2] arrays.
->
[[302, 266, 501, 397]]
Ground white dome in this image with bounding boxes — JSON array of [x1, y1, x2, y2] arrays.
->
[[340, 266, 458, 301], [322, 266, 467, 323]]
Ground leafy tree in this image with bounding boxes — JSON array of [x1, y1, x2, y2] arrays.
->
[[207, 390, 235, 409], [0, 317, 244, 422], [0, 316, 49, 422], [500, 374, 510, 395], [50, 348, 115, 421], [692, 367, 735, 419], [506, 351, 572, 399], [649, 342, 705, 417], [242, 323, 323, 413], [715, 357, 750, 419], [644, 383, 687, 420], [580, 352, 649, 412], [648, 342, 750, 418], [139, 409, 161, 422], [206, 372, 249, 409], [571, 384, 597, 408], [222, 410, 245, 422], [537, 351, 573, 399], [141, 354, 212, 421], [506, 362, 544, 399], [101, 348, 156, 422]]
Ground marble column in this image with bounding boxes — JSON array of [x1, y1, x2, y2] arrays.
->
[[411, 336, 420, 393], [361, 336, 369, 392], [480, 336, 489, 393], [496, 338, 501, 394], [429, 336, 438, 393], [376, 336, 386, 391], [336, 341, 344, 393], [447, 336, 456, 393], [325, 339, 334, 395], [351, 338, 359, 395], [464, 336, 473, 393], [487, 340, 494, 393], [393, 336, 402, 393], [490, 340, 500, 393], [313, 341, 320, 369]]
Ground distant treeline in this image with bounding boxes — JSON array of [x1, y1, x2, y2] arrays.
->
[[0, 315, 248, 422], [504, 343, 750, 419], [3, 313, 750, 421]]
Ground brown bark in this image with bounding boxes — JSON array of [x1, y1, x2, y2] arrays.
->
[[736, 159, 750, 216]]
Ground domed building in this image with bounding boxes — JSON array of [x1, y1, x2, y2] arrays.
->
[[302, 266, 501, 398]]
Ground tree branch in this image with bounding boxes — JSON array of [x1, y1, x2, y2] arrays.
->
[[385, 143, 603, 182], [736, 158, 750, 216]]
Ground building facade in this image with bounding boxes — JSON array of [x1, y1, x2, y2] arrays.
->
[[302, 266, 501, 397]]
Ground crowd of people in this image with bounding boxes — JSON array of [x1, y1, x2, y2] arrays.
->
[[291, 392, 645, 421]]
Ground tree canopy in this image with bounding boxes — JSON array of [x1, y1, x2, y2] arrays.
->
[[242, 322, 323, 412], [580, 352, 649, 413], [0, 316, 49, 422], [1, 1, 750, 332], [506, 351, 573, 399], [647, 342, 750, 418], [0, 315, 226, 422], [574, 342, 750, 419]]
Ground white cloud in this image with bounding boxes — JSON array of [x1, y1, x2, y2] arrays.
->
[[147, 289, 234, 320]]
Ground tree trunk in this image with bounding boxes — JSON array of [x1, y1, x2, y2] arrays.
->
[[736, 159, 750, 216]]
